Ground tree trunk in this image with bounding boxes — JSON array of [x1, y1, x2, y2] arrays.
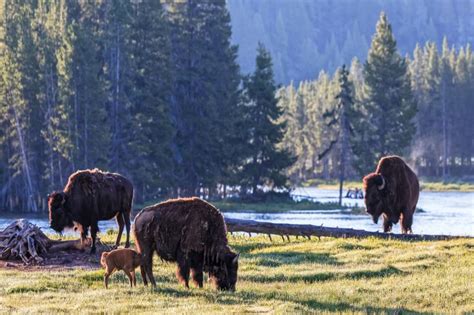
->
[[225, 218, 470, 241], [441, 79, 448, 180], [9, 102, 38, 212]]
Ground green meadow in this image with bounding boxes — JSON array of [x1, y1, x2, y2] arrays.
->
[[0, 234, 472, 314], [303, 179, 474, 192]]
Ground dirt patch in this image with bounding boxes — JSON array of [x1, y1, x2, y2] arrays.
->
[[0, 244, 113, 271]]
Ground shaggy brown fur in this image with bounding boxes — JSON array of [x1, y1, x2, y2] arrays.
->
[[133, 197, 239, 291], [363, 156, 419, 233], [101, 248, 142, 288], [48, 169, 133, 253]]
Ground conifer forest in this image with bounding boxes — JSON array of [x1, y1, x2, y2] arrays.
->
[[1, 0, 473, 212]]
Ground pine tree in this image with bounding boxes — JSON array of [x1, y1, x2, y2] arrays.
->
[[127, 0, 174, 201], [103, 0, 133, 174], [326, 65, 355, 205], [240, 43, 294, 196], [167, 0, 242, 196], [353, 12, 417, 175], [67, 1, 110, 170]]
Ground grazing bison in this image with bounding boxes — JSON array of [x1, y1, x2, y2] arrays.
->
[[48, 169, 133, 253], [363, 156, 419, 234], [133, 197, 239, 291]]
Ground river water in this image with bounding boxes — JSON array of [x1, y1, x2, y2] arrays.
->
[[0, 188, 473, 236]]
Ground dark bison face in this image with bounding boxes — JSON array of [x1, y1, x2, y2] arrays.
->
[[48, 192, 73, 233], [210, 252, 239, 291], [362, 173, 386, 224]]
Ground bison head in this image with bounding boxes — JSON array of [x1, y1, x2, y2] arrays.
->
[[362, 173, 386, 224], [209, 250, 239, 291], [48, 192, 73, 233]]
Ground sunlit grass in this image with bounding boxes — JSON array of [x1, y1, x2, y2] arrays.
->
[[0, 233, 473, 313]]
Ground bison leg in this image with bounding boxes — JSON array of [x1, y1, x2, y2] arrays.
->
[[90, 224, 98, 254], [382, 215, 393, 233], [124, 270, 133, 288], [115, 213, 124, 248], [190, 268, 203, 288], [123, 212, 131, 248], [132, 270, 137, 287], [140, 265, 148, 286], [401, 212, 413, 234], [140, 244, 156, 287], [81, 228, 88, 249], [104, 271, 111, 289], [176, 250, 190, 288], [189, 252, 204, 288]]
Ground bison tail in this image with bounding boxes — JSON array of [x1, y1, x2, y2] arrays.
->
[[132, 226, 142, 254]]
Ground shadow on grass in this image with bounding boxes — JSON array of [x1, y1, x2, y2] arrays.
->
[[193, 287, 430, 314], [231, 240, 292, 254], [242, 265, 404, 284], [253, 251, 341, 267]]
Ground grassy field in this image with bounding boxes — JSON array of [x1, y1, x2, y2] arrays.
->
[[303, 178, 474, 192], [0, 234, 473, 313]]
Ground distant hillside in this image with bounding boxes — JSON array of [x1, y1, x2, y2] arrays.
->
[[228, 0, 474, 83]]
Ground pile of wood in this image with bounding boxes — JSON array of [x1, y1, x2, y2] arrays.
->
[[0, 219, 111, 265], [0, 219, 50, 264]]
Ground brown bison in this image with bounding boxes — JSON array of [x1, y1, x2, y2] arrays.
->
[[363, 156, 419, 234], [133, 197, 239, 291], [48, 169, 133, 253], [101, 248, 142, 288]]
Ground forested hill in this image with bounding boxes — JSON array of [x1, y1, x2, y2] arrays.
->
[[228, 0, 474, 83]]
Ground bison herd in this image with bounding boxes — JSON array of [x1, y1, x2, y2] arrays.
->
[[47, 155, 419, 290]]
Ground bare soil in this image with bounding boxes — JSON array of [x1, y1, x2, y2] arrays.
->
[[0, 242, 112, 271]]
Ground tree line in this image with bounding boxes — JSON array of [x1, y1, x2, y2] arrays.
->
[[0, 0, 292, 212], [1, 2, 472, 213], [279, 14, 473, 186]]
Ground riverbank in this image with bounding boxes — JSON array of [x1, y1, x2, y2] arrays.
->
[[0, 234, 472, 313], [214, 200, 345, 213], [302, 179, 474, 192]]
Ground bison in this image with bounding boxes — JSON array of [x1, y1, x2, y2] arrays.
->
[[101, 248, 142, 288], [363, 155, 419, 234], [133, 197, 239, 291], [48, 169, 133, 253]]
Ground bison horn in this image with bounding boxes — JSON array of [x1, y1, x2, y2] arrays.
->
[[377, 175, 385, 190], [232, 253, 240, 265]]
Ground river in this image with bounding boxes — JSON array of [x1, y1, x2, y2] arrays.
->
[[0, 188, 473, 236]]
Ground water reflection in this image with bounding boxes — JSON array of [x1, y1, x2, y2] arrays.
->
[[0, 189, 472, 236]]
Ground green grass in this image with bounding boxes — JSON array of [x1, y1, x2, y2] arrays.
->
[[419, 181, 474, 192], [302, 178, 474, 192], [1, 233, 473, 313], [214, 200, 344, 212]]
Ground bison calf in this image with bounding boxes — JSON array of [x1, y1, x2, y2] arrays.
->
[[101, 248, 142, 288]]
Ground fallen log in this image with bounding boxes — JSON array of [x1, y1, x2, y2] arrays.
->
[[225, 218, 472, 241], [0, 219, 111, 264]]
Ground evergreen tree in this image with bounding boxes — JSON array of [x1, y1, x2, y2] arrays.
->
[[324, 65, 355, 205], [67, 1, 110, 170], [353, 12, 417, 175], [240, 43, 294, 195], [167, 0, 242, 196], [127, 0, 174, 201], [103, 0, 133, 174]]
